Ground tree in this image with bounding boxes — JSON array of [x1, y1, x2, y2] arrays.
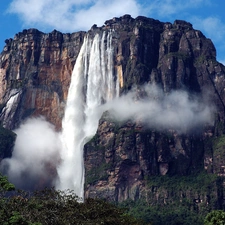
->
[[0, 186, 148, 224], [0, 174, 15, 193], [204, 210, 225, 225]]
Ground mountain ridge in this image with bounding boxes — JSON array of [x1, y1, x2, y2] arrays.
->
[[0, 14, 225, 213]]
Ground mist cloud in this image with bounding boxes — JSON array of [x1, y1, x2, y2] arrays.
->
[[0, 117, 60, 190], [102, 84, 215, 133], [192, 16, 225, 43], [8, 0, 140, 32]]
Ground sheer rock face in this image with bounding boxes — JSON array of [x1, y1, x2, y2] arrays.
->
[[1, 15, 225, 203], [84, 16, 225, 203], [0, 28, 85, 130], [84, 116, 206, 202]]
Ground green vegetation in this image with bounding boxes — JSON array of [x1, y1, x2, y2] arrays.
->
[[145, 172, 218, 194], [208, 135, 225, 174], [0, 183, 146, 224], [213, 135, 225, 155], [120, 199, 204, 225], [1, 172, 224, 224], [204, 210, 225, 225], [166, 52, 190, 61], [0, 174, 15, 193], [145, 172, 220, 214]]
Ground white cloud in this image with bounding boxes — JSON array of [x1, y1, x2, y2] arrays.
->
[[192, 16, 225, 42], [143, 0, 208, 18], [102, 84, 215, 134], [8, 0, 141, 32]]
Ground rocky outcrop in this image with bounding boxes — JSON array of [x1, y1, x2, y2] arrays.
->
[[83, 15, 225, 207], [1, 15, 225, 209], [84, 114, 205, 201], [0, 28, 85, 130]]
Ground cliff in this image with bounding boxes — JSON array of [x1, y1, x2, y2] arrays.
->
[[0, 29, 85, 130], [83, 16, 225, 207], [1, 15, 225, 214]]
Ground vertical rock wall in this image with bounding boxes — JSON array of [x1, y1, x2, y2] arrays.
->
[[0, 29, 85, 130], [0, 15, 225, 206]]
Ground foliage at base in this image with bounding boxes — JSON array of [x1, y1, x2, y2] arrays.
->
[[204, 210, 225, 225], [120, 199, 204, 225], [0, 188, 146, 225]]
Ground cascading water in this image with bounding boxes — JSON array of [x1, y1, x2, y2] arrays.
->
[[56, 31, 118, 199]]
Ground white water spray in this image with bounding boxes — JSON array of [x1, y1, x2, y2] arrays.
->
[[56, 31, 118, 198]]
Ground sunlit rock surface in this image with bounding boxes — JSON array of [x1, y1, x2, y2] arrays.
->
[[0, 28, 85, 130]]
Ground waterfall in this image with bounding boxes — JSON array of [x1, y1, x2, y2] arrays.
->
[[56, 31, 118, 199]]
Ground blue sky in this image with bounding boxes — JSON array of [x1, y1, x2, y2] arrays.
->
[[0, 0, 225, 65]]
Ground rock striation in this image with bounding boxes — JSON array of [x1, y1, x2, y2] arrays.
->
[[1, 15, 225, 209], [0, 28, 85, 130]]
